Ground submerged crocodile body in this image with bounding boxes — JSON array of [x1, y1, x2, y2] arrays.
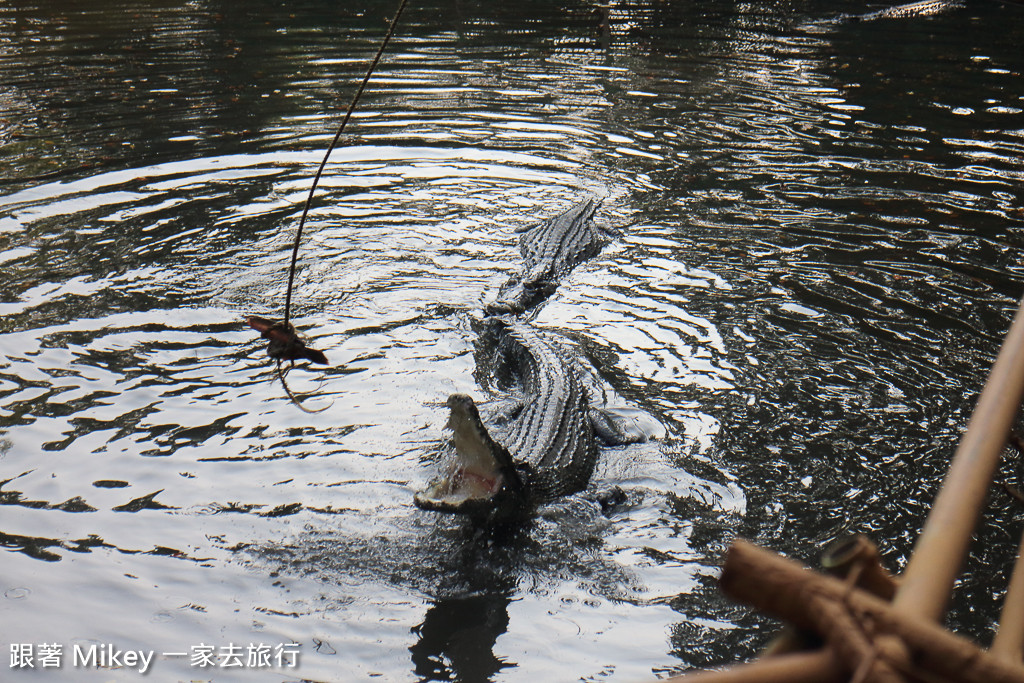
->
[[415, 198, 659, 519], [486, 197, 605, 315], [848, 0, 963, 21]]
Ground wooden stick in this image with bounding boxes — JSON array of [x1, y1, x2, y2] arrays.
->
[[762, 535, 899, 658], [758, 628, 814, 658], [808, 592, 906, 683], [1003, 482, 1024, 509], [993, 532, 1024, 662], [894, 295, 1024, 622], [720, 540, 1024, 683], [820, 534, 899, 601], [663, 650, 842, 683], [282, 0, 410, 324], [1009, 431, 1024, 456]]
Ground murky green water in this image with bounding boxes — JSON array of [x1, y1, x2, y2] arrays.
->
[[2, 0, 1024, 680]]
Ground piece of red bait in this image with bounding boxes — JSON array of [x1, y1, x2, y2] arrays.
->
[[246, 315, 328, 365]]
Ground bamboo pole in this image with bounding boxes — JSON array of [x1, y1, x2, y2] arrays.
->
[[992, 532, 1024, 662], [894, 296, 1024, 622], [720, 540, 1024, 683], [758, 629, 813, 658], [760, 535, 899, 658], [820, 534, 899, 601], [662, 297, 1024, 682], [663, 650, 841, 683]]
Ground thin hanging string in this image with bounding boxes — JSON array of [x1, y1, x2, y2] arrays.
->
[[283, 0, 411, 324]]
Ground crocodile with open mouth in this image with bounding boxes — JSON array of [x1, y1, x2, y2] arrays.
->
[[414, 198, 661, 520]]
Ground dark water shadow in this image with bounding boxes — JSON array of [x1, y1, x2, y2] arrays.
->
[[237, 499, 641, 680], [408, 523, 520, 682], [410, 579, 516, 682]]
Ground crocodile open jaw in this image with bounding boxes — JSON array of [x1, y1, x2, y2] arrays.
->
[[414, 393, 518, 512]]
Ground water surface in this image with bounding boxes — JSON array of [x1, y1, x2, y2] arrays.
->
[[2, 0, 1024, 680]]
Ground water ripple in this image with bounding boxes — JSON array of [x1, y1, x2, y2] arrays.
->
[[2, 0, 1024, 679]]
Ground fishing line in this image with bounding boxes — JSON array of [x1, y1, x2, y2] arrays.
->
[[283, 0, 411, 325]]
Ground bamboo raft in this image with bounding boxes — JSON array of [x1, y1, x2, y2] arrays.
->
[[662, 294, 1024, 683]]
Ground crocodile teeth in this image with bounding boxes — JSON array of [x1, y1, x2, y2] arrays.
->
[[414, 393, 516, 512]]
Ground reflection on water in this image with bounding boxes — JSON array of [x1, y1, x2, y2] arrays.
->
[[412, 592, 514, 681], [2, 0, 1024, 680]]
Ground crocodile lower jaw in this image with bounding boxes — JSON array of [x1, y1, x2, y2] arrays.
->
[[413, 466, 506, 512], [414, 393, 514, 512]]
